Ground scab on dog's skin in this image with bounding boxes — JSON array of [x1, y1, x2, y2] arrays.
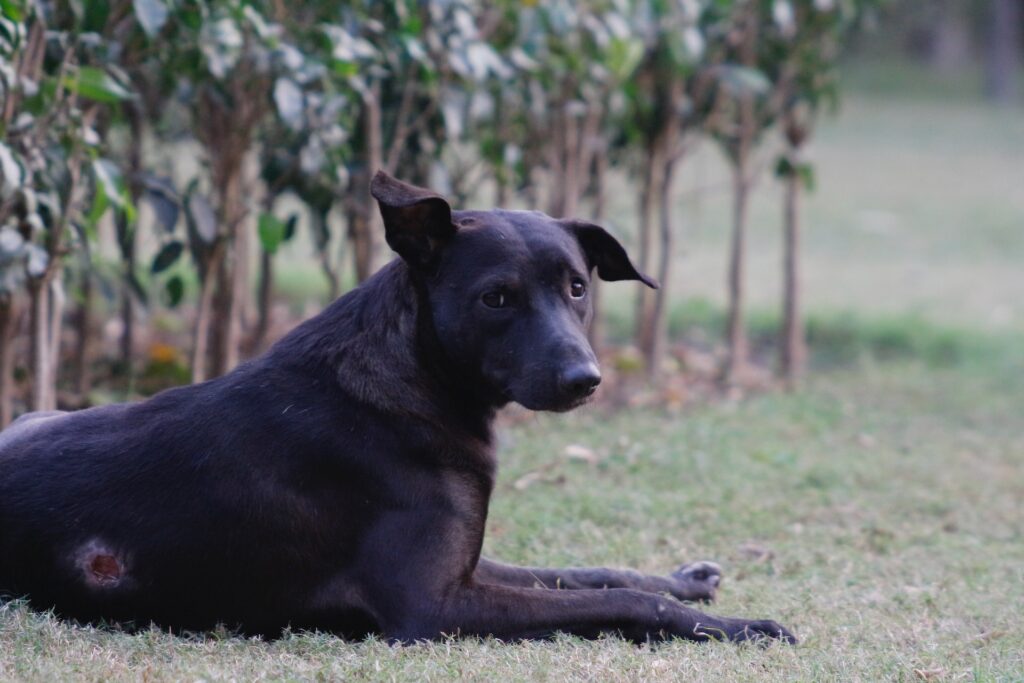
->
[[0, 171, 795, 645]]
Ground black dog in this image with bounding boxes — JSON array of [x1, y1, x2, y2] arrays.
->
[[0, 172, 794, 644]]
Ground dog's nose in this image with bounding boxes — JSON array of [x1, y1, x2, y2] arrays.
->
[[560, 363, 602, 399]]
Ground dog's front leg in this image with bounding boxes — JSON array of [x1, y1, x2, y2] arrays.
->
[[386, 583, 794, 644], [474, 558, 721, 602]]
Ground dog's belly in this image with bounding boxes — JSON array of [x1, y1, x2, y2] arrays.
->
[[0, 381, 494, 635]]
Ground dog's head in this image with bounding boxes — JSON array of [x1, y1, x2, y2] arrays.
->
[[372, 171, 656, 412]]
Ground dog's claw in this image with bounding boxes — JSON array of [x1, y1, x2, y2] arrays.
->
[[671, 560, 722, 602], [731, 619, 798, 645]]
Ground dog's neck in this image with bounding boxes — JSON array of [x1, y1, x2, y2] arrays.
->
[[266, 260, 497, 439]]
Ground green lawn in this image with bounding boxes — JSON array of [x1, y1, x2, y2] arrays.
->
[[2, 359, 1022, 681]]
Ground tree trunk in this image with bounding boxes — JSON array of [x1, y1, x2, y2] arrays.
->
[[190, 241, 225, 384], [73, 270, 93, 398], [985, 0, 1022, 104], [210, 163, 248, 377], [647, 153, 678, 381], [364, 83, 385, 276], [724, 160, 751, 384], [634, 150, 661, 354], [120, 104, 144, 368], [210, 255, 234, 376], [348, 82, 384, 285], [28, 280, 53, 411], [545, 101, 568, 217], [587, 148, 608, 351], [560, 106, 581, 218], [780, 156, 807, 388], [348, 202, 372, 283], [249, 246, 274, 356], [312, 210, 340, 301], [0, 294, 18, 427]]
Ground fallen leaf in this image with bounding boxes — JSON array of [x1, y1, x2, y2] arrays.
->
[[564, 444, 599, 464]]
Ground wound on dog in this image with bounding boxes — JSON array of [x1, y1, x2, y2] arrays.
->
[[76, 540, 126, 587]]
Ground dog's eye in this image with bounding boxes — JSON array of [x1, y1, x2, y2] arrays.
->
[[481, 291, 508, 309], [570, 278, 586, 299]]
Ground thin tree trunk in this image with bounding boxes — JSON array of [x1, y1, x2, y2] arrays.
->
[[312, 211, 340, 301], [0, 294, 17, 427], [190, 241, 225, 384], [48, 279, 64, 389], [634, 150, 661, 353], [245, 248, 271, 360], [348, 83, 383, 283], [560, 106, 581, 218], [648, 153, 678, 381], [724, 160, 751, 383], [210, 165, 247, 377], [210, 254, 231, 375], [587, 148, 608, 351], [349, 203, 372, 283], [73, 271, 93, 398], [985, 0, 1022, 104], [28, 280, 53, 411], [226, 205, 248, 367], [780, 155, 806, 388], [120, 104, 143, 367], [546, 102, 568, 217], [364, 83, 385, 276], [722, 2, 759, 385]]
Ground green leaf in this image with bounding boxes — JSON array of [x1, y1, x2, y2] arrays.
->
[[82, 0, 110, 33], [606, 37, 643, 82], [164, 274, 184, 307], [132, 0, 168, 37], [331, 60, 358, 78], [258, 212, 286, 254], [775, 156, 795, 178], [85, 181, 109, 226], [64, 67, 132, 103], [797, 163, 816, 192], [91, 158, 136, 221], [1, 0, 24, 22], [151, 240, 183, 273]]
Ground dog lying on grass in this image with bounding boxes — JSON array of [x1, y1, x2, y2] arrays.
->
[[0, 172, 794, 644]]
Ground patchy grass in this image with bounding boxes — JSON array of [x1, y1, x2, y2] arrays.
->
[[3, 358, 1023, 681]]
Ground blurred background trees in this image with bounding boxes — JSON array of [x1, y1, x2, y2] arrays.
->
[[0, 0, 1020, 425]]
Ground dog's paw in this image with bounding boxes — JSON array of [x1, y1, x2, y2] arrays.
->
[[670, 561, 722, 602], [729, 619, 798, 645]]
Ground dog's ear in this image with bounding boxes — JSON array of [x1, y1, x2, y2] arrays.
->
[[371, 170, 455, 268], [563, 220, 658, 289]]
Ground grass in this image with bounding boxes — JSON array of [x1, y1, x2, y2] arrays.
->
[[6, 64, 1024, 680], [2, 359, 1022, 681]]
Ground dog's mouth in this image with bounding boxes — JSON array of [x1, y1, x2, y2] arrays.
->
[[508, 391, 595, 413]]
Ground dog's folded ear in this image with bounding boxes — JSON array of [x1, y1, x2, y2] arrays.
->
[[371, 171, 456, 268], [563, 220, 658, 289]]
